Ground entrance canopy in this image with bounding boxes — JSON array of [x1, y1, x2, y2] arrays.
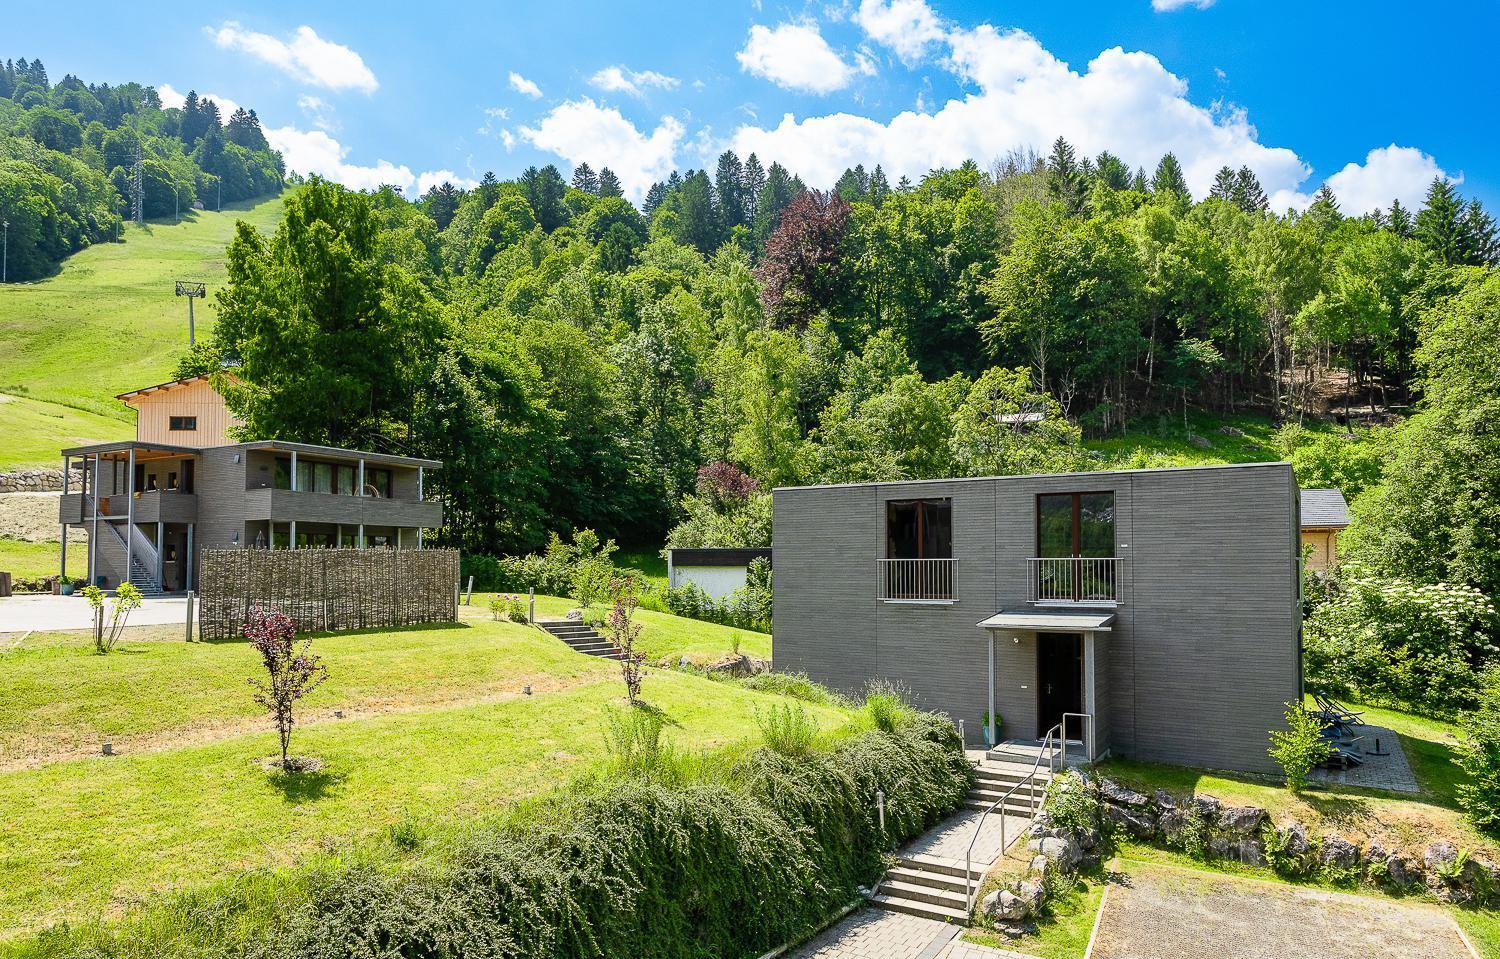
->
[[977, 608, 1116, 632]]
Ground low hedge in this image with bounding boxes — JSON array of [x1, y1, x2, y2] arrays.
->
[[257, 714, 968, 959]]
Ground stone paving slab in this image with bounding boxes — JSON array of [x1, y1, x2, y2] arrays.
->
[[788, 910, 957, 959], [1309, 724, 1419, 794], [1093, 861, 1474, 959], [901, 806, 1033, 867]]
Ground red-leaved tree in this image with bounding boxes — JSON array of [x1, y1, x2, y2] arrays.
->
[[754, 190, 851, 329], [245, 608, 329, 769], [696, 461, 759, 507]]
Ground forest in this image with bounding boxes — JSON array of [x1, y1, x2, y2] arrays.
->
[[0, 57, 284, 280], [177, 136, 1500, 716]]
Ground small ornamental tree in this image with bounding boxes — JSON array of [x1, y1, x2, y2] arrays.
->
[[245, 608, 328, 770], [606, 577, 646, 704], [82, 582, 143, 654], [1268, 703, 1333, 791]]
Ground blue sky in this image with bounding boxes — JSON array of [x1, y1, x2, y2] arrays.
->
[[15, 1, 1500, 211]]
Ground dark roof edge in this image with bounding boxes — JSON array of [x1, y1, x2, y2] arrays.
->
[[668, 547, 773, 567], [773, 460, 1293, 493]]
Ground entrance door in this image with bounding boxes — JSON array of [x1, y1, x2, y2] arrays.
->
[[1037, 632, 1083, 738]]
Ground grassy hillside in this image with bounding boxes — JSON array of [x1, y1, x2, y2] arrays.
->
[[1085, 409, 1319, 468], [0, 195, 287, 470]]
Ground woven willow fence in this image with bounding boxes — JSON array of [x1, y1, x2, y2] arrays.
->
[[198, 548, 460, 640]]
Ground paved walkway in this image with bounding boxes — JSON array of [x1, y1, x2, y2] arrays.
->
[[1309, 724, 1419, 793], [0, 594, 194, 633], [900, 806, 1032, 869], [788, 911, 1028, 959], [1093, 860, 1475, 959]]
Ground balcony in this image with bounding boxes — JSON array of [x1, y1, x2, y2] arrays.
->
[[878, 558, 958, 603], [1028, 557, 1121, 606], [60, 491, 198, 524], [242, 487, 442, 528]]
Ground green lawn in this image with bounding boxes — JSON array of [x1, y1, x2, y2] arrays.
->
[[1084, 409, 1332, 468], [965, 870, 1107, 958], [0, 195, 288, 469], [0, 609, 837, 933], [0, 537, 85, 582], [526, 593, 771, 663]]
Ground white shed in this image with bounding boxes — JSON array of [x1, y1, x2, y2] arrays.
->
[[667, 548, 772, 600]]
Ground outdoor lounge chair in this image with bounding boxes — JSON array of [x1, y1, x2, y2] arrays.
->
[[1313, 694, 1364, 731]]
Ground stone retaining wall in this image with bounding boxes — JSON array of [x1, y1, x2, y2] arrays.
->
[[0, 468, 84, 493]]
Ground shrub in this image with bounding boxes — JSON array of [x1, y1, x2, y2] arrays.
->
[[737, 672, 850, 708], [1267, 703, 1332, 791], [487, 593, 506, 621], [1043, 770, 1099, 835], [82, 582, 142, 653], [756, 703, 820, 758], [1303, 567, 1497, 715], [245, 609, 329, 769], [1457, 666, 1500, 833], [505, 594, 529, 624], [862, 680, 916, 733]]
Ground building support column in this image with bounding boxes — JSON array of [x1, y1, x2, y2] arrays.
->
[[186, 523, 194, 591], [289, 450, 298, 491], [126, 448, 136, 584], [417, 527, 423, 549], [336, 524, 343, 548], [1082, 631, 1097, 761], [88, 454, 100, 586], [357, 523, 365, 548], [417, 466, 423, 502], [60, 455, 69, 580], [987, 633, 996, 748], [290, 519, 297, 550], [157, 520, 164, 588]]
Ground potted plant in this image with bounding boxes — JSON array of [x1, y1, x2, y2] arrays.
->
[[980, 711, 1003, 747], [59, 576, 76, 596]]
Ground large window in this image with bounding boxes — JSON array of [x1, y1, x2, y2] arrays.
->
[[886, 498, 953, 559], [1037, 492, 1115, 557], [274, 458, 393, 497]]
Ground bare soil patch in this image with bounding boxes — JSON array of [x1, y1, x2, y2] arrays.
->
[[1092, 860, 1474, 959]]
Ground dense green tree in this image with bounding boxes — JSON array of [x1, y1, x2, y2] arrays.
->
[[715, 151, 747, 230], [1046, 136, 1085, 215], [570, 162, 599, 194], [1151, 153, 1190, 200], [597, 167, 623, 198], [1233, 167, 1268, 212], [950, 367, 1085, 476], [756, 190, 851, 329], [519, 164, 568, 231]]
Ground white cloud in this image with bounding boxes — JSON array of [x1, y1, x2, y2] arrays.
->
[[265, 126, 414, 192], [1270, 145, 1452, 216], [416, 169, 479, 194], [854, 0, 948, 64], [1152, 0, 1215, 10], [737, 22, 870, 95], [297, 95, 337, 131], [519, 98, 684, 200], [729, 24, 1317, 201], [477, 106, 509, 137], [589, 65, 680, 97], [158, 83, 244, 120], [208, 21, 378, 94], [500, 129, 518, 151], [509, 71, 543, 98]]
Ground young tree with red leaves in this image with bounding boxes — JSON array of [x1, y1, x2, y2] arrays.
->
[[245, 609, 329, 770], [755, 190, 852, 329]]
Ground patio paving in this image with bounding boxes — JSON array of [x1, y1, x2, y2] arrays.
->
[[1092, 860, 1475, 959], [1309, 724, 1419, 794], [0, 594, 195, 633], [787, 910, 1031, 959], [900, 806, 1033, 869]]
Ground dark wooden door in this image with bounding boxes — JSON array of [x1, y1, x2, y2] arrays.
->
[[1037, 633, 1083, 738]]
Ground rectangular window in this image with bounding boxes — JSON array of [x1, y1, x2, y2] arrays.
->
[[370, 468, 392, 498], [274, 458, 291, 490], [295, 460, 313, 492], [182, 459, 194, 493], [1036, 492, 1115, 557], [168, 416, 197, 431], [886, 498, 952, 559], [336, 464, 355, 496], [313, 462, 334, 494]]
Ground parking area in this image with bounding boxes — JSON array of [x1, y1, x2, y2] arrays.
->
[[0, 594, 193, 633], [1092, 861, 1476, 959]]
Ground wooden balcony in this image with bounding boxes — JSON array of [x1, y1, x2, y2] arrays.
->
[[878, 558, 958, 603], [1028, 557, 1121, 606]]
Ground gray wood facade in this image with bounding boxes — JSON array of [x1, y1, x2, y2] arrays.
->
[[771, 462, 1302, 775]]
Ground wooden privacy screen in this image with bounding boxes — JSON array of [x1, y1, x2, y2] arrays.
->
[[198, 548, 459, 640]]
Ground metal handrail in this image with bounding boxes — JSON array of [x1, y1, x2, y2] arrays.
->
[[963, 723, 1062, 913]]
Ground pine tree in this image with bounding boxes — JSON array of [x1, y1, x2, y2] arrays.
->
[[1461, 200, 1499, 266], [479, 171, 499, 209], [1151, 153, 1190, 200], [1131, 167, 1150, 192], [1387, 198, 1413, 238], [642, 181, 668, 218], [674, 169, 722, 253], [423, 181, 462, 229], [755, 162, 797, 243], [1415, 177, 1466, 264], [1093, 151, 1131, 191], [1234, 166, 1268, 212], [597, 167, 623, 198], [897, 175, 913, 192], [742, 153, 767, 226], [715, 150, 746, 230], [1304, 184, 1343, 234], [571, 163, 599, 194], [520, 164, 569, 231], [1046, 136, 1085, 214], [834, 167, 865, 202], [869, 164, 890, 207], [179, 89, 204, 145], [1209, 166, 1237, 202]]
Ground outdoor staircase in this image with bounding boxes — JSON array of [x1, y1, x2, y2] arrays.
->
[[538, 620, 627, 660], [99, 522, 163, 596], [870, 758, 1054, 924]]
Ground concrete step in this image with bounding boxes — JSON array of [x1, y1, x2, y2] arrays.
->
[[876, 878, 968, 911], [896, 853, 987, 881], [869, 892, 969, 923], [882, 866, 971, 894]]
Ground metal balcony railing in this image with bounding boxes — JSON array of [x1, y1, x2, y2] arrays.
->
[[878, 558, 958, 602], [1028, 556, 1121, 605]]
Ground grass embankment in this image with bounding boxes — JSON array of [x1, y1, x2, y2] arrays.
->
[[0, 605, 808, 933], [0, 195, 287, 470], [491, 592, 771, 664], [1084, 409, 1336, 468], [0, 537, 85, 581]]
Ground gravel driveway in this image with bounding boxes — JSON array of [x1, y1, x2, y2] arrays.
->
[[1092, 861, 1475, 959]]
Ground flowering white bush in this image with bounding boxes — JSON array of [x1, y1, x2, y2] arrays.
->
[[1305, 566, 1498, 715]]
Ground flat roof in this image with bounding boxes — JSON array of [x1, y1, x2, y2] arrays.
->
[[669, 547, 772, 567], [61, 440, 203, 457], [1300, 488, 1350, 528], [233, 440, 442, 469], [774, 460, 1292, 493], [977, 608, 1116, 632]]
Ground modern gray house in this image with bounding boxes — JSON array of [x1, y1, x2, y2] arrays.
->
[[58, 375, 442, 595], [772, 463, 1302, 774]]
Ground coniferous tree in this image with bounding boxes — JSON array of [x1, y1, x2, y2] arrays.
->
[[179, 89, 204, 144], [520, 164, 568, 230], [1234, 166, 1268, 212], [1093, 151, 1131, 191], [1046, 136, 1085, 214], [571, 163, 599, 194], [1151, 153, 1190, 200], [423, 181, 462, 229], [742, 153, 767, 224], [200, 98, 222, 133], [674, 170, 722, 253], [478, 171, 499, 209], [869, 164, 890, 207], [597, 167, 623, 198], [834, 167, 866, 202], [1462, 201, 1499, 266], [1304, 184, 1343, 234], [755, 162, 797, 243], [1415, 178, 1473, 264], [1131, 167, 1150, 192], [642, 181, 668, 218], [1209, 166, 1237, 202], [225, 107, 268, 150], [715, 151, 746, 230], [897, 174, 913, 192], [1387, 198, 1414, 238]]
